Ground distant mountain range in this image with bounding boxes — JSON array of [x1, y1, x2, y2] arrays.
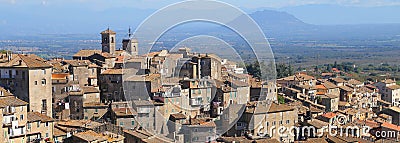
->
[[0, 4, 399, 41], [248, 10, 400, 40]]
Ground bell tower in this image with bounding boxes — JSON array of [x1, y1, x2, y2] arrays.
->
[[122, 27, 138, 56], [101, 28, 116, 55], [127, 38, 138, 56]]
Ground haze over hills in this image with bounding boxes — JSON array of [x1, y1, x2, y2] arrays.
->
[[0, 4, 400, 41]]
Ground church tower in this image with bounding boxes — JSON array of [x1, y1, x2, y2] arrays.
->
[[122, 27, 138, 56], [101, 28, 116, 55]]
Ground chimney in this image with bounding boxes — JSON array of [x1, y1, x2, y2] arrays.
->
[[7, 52, 12, 62]]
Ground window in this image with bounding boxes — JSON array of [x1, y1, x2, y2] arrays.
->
[[131, 120, 135, 125], [37, 121, 40, 128], [120, 122, 124, 126], [286, 120, 290, 124], [34, 81, 38, 85], [42, 99, 47, 111], [41, 79, 46, 85], [272, 121, 276, 126], [95, 109, 98, 112], [42, 69, 46, 74], [20, 115, 23, 121], [266, 122, 269, 126], [279, 121, 283, 125], [27, 123, 31, 129], [84, 116, 88, 120], [46, 133, 49, 137], [45, 122, 49, 127], [85, 109, 87, 113], [193, 128, 198, 132]]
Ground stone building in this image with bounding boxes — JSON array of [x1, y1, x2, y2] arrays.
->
[[69, 86, 101, 120], [180, 78, 216, 117], [110, 101, 138, 130], [235, 101, 298, 143], [0, 87, 54, 143], [101, 28, 116, 55], [0, 54, 52, 117], [319, 94, 339, 112], [122, 28, 139, 57], [0, 89, 29, 143], [100, 69, 124, 102], [182, 118, 217, 143], [375, 79, 400, 106], [26, 112, 54, 142], [64, 130, 124, 143], [83, 102, 108, 121]]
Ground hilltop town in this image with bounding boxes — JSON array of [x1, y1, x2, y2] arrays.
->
[[0, 28, 399, 143]]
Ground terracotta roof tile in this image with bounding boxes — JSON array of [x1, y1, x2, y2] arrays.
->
[[0, 54, 52, 68], [27, 112, 54, 122], [321, 112, 336, 119], [348, 79, 363, 85], [0, 87, 13, 96], [387, 85, 400, 90], [330, 77, 346, 83], [101, 69, 123, 75], [0, 96, 28, 108], [82, 86, 100, 93], [170, 113, 186, 119], [73, 50, 101, 58], [100, 29, 116, 34], [73, 130, 108, 142], [382, 122, 400, 131], [52, 73, 69, 80]]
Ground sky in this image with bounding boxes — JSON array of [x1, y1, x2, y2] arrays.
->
[[1, 0, 400, 35], [1, 0, 400, 9]]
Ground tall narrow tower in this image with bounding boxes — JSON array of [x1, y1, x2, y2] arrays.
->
[[122, 27, 138, 56], [101, 28, 116, 55], [127, 38, 139, 56]]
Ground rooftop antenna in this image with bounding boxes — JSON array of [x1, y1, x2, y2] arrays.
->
[[128, 26, 132, 38]]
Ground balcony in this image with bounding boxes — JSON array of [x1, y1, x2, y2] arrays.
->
[[190, 98, 202, 106], [8, 126, 25, 137], [3, 106, 16, 116], [3, 115, 17, 125], [137, 107, 151, 114]]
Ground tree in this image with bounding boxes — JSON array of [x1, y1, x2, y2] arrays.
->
[[278, 95, 285, 104], [276, 63, 294, 78], [326, 64, 332, 72], [246, 61, 261, 79]]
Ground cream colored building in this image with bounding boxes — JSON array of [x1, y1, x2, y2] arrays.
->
[[0, 87, 55, 143], [0, 54, 52, 117], [236, 101, 298, 143]]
